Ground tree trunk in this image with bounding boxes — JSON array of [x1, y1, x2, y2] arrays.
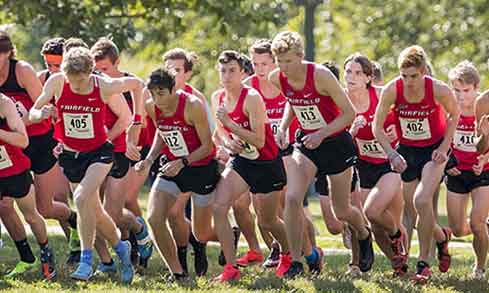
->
[[303, 2, 319, 61]]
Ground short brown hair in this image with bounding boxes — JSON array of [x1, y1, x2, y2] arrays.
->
[[41, 37, 65, 56], [0, 30, 16, 59], [271, 31, 304, 55], [91, 37, 119, 64], [448, 60, 480, 86], [62, 47, 94, 75], [162, 48, 197, 72], [398, 45, 427, 69], [63, 38, 89, 54], [249, 39, 272, 55], [217, 50, 244, 70], [344, 53, 373, 87]]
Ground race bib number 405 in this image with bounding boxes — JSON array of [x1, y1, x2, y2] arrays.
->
[[63, 113, 94, 139], [0, 146, 13, 170], [160, 130, 190, 157], [453, 130, 476, 152], [356, 138, 387, 159], [292, 105, 327, 130], [399, 118, 431, 140]]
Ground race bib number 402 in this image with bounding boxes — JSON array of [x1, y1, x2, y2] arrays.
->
[[0, 146, 13, 170], [292, 105, 327, 130], [453, 130, 476, 152], [399, 118, 431, 140], [63, 113, 95, 139], [160, 130, 190, 157]]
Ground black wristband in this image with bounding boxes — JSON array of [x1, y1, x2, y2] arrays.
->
[[182, 157, 189, 167]]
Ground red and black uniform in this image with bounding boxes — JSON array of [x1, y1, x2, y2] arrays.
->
[[251, 75, 299, 156], [153, 91, 219, 195], [0, 117, 33, 198], [218, 87, 286, 194], [56, 76, 114, 183], [394, 76, 447, 182], [279, 62, 357, 175], [0, 59, 57, 174], [354, 87, 398, 189], [446, 115, 489, 193]]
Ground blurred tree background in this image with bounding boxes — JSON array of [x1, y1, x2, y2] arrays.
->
[[1, 0, 488, 97]]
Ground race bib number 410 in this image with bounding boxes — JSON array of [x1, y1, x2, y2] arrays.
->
[[0, 146, 13, 170], [63, 113, 95, 139], [453, 130, 476, 152], [399, 118, 431, 140], [160, 130, 190, 157], [292, 105, 327, 130]]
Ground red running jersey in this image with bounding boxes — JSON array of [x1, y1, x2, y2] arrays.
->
[[0, 117, 31, 177], [55, 76, 108, 152], [394, 76, 446, 147], [155, 91, 215, 166], [452, 115, 489, 171]]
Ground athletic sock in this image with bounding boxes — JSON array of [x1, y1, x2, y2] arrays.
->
[[14, 239, 35, 263], [80, 249, 93, 265], [304, 247, 318, 263]]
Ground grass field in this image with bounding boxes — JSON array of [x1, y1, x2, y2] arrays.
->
[[0, 185, 487, 292]]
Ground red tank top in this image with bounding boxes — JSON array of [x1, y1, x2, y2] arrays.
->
[[251, 75, 299, 145], [394, 76, 446, 147], [0, 118, 31, 177], [155, 91, 215, 166], [354, 87, 398, 164], [55, 76, 108, 152], [218, 87, 278, 161], [452, 115, 489, 171], [0, 60, 52, 136], [105, 99, 128, 153], [279, 63, 343, 136]]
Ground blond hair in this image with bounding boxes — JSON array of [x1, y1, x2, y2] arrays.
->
[[448, 60, 480, 86], [271, 31, 304, 55], [61, 47, 94, 75], [398, 45, 427, 69]]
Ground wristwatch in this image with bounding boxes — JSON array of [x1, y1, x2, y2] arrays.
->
[[182, 157, 189, 167]]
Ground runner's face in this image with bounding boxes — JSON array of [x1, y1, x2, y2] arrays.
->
[[0, 52, 9, 67], [43, 58, 62, 73], [344, 61, 370, 92], [165, 59, 190, 89], [150, 87, 174, 107], [400, 66, 425, 89], [251, 52, 276, 80], [275, 51, 302, 77], [218, 61, 242, 89], [95, 58, 118, 77], [451, 79, 478, 109], [66, 72, 91, 92]]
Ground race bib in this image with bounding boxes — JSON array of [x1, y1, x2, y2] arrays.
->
[[292, 105, 327, 130], [14, 101, 28, 118], [453, 130, 476, 152], [399, 118, 431, 140], [0, 146, 13, 170], [269, 119, 289, 144], [160, 130, 189, 157], [356, 138, 387, 159], [231, 134, 259, 160], [63, 113, 94, 139]]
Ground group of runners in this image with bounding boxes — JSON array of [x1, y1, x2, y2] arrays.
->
[[1, 28, 489, 285]]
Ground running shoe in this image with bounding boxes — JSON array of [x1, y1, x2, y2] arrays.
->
[[284, 261, 304, 279], [40, 246, 56, 280], [218, 226, 240, 266], [71, 262, 93, 281], [358, 227, 375, 272], [236, 250, 264, 267], [215, 264, 240, 282], [411, 261, 432, 284], [5, 260, 37, 278], [275, 252, 292, 277], [437, 227, 451, 273], [263, 241, 280, 268]]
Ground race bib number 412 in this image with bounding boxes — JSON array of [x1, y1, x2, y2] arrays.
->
[[160, 130, 190, 157], [63, 113, 95, 139], [292, 105, 327, 130], [399, 118, 431, 140]]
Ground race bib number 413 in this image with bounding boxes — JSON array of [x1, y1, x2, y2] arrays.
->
[[160, 130, 190, 157], [0, 146, 13, 170], [399, 118, 431, 140], [63, 113, 95, 139], [292, 105, 327, 130]]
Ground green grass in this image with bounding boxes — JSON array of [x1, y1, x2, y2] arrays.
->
[[0, 184, 486, 292]]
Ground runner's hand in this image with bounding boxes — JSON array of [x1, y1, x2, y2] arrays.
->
[[41, 104, 57, 120], [388, 151, 407, 173], [473, 154, 489, 176], [350, 115, 367, 137], [277, 128, 289, 150], [479, 115, 489, 136], [126, 142, 141, 161], [446, 167, 461, 176], [385, 125, 398, 143], [432, 148, 448, 164], [160, 159, 184, 177], [134, 159, 151, 173], [301, 131, 324, 150], [216, 106, 232, 128], [216, 145, 230, 163], [223, 137, 243, 154]]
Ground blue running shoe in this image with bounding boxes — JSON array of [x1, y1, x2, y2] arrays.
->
[[115, 240, 134, 284], [96, 261, 117, 274], [135, 217, 153, 267], [71, 262, 93, 281]]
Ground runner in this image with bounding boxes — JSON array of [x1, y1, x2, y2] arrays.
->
[[269, 31, 374, 277], [446, 61, 488, 279], [29, 47, 144, 283], [371, 61, 384, 86], [0, 30, 80, 266], [39, 37, 65, 84], [344, 53, 408, 276], [89, 38, 153, 273], [212, 50, 288, 281], [135, 68, 218, 281], [373, 45, 459, 283], [0, 94, 56, 280]]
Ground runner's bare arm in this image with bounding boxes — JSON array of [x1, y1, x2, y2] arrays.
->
[[0, 96, 29, 148], [316, 66, 355, 138], [373, 82, 397, 154], [475, 91, 489, 153], [29, 74, 63, 123], [143, 99, 164, 163], [17, 61, 43, 103], [105, 94, 131, 142], [268, 69, 295, 131], [186, 98, 214, 164], [433, 80, 460, 153], [99, 75, 144, 115]]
